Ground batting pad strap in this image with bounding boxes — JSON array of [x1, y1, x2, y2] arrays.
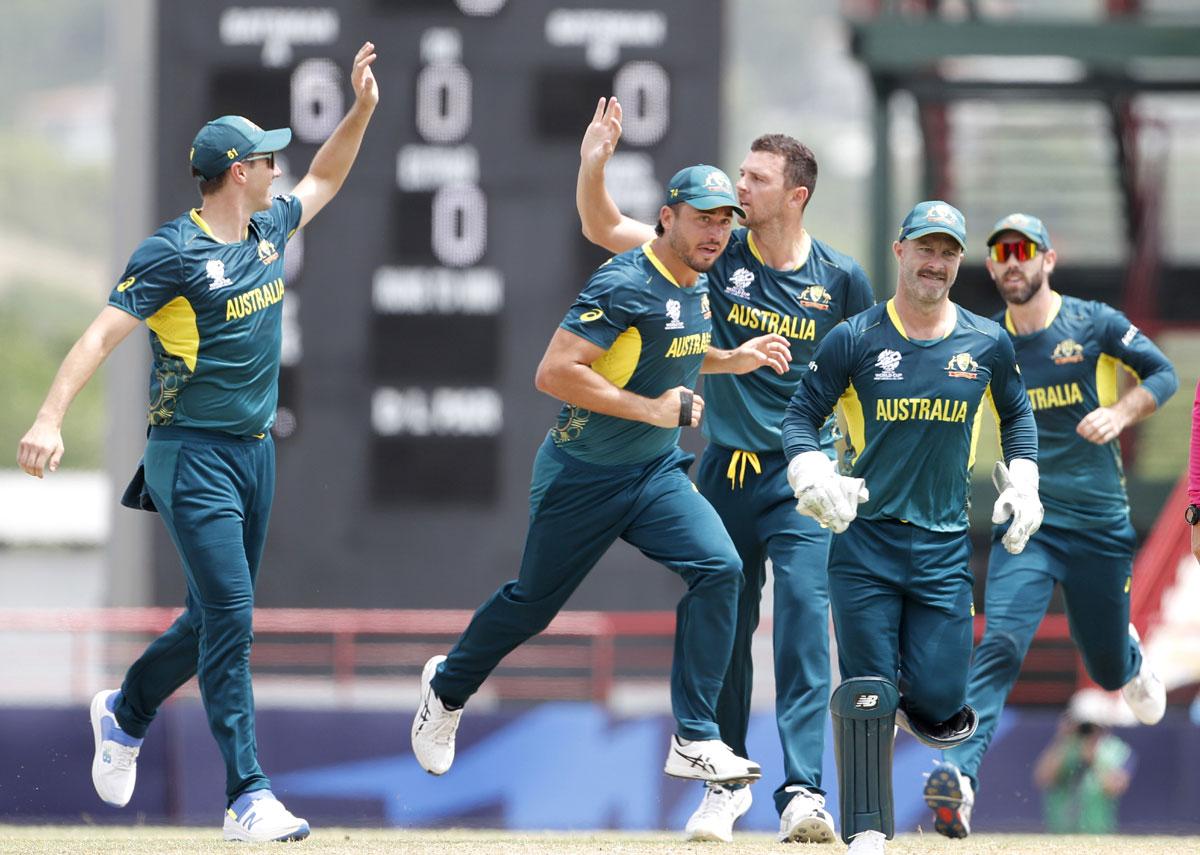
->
[[830, 677, 900, 843], [678, 389, 694, 426]]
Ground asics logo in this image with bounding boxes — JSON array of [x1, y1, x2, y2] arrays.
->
[[673, 748, 716, 776]]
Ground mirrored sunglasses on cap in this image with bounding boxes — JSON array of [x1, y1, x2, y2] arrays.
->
[[989, 240, 1039, 263]]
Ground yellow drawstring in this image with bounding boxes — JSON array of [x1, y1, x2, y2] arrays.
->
[[726, 450, 762, 489]]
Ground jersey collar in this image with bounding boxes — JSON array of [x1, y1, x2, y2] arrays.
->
[[189, 209, 251, 244], [1004, 290, 1062, 335], [747, 229, 811, 271], [886, 297, 955, 343], [642, 241, 682, 287]]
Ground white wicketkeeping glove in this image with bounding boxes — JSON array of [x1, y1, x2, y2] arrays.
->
[[787, 450, 869, 534], [992, 458, 1043, 554]]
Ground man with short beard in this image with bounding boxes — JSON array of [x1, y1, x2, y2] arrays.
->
[[781, 202, 1042, 855], [577, 97, 873, 845], [412, 165, 790, 790], [923, 213, 1177, 839]]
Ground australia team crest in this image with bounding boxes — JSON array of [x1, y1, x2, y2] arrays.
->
[[945, 352, 979, 379]]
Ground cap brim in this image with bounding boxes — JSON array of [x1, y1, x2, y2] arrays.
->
[[986, 226, 1045, 248], [904, 225, 965, 248], [683, 195, 746, 219], [253, 128, 292, 154]]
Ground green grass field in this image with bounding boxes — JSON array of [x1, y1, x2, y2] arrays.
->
[[2, 828, 1199, 855]]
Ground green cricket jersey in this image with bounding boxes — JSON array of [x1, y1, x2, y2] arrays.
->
[[703, 228, 874, 452], [997, 292, 1177, 529], [554, 242, 712, 465], [782, 299, 1038, 531], [108, 196, 302, 437]]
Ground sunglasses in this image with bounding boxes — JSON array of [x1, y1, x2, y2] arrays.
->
[[989, 240, 1039, 263], [242, 152, 275, 169]]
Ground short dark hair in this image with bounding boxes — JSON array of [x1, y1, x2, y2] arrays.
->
[[750, 134, 817, 205], [193, 167, 231, 196], [655, 202, 684, 236]]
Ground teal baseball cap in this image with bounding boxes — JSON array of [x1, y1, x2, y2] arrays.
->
[[897, 200, 967, 249], [987, 213, 1053, 250], [189, 115, 292, 180], [665, 165, 746, 218]]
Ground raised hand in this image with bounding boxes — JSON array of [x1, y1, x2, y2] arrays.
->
[[351, 41, 379, 109], [580, 96, 622, 170]]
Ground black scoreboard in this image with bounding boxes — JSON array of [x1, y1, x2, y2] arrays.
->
[[152, 0, 722, 608]]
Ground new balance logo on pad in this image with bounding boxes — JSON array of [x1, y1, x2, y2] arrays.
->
[[855, 694, 879, 709]]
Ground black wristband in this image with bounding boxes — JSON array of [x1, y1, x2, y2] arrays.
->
[[678, 389, 694, 426]]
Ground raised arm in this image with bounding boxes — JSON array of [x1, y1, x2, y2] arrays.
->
[[534, 327, 700, 428], [292, 41, 379, 229], [576, 97, 656, 253], [17, 306, 141, 477]]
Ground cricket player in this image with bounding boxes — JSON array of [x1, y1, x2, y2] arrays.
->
[[411, 165, 792, 788], [781, 202, 1042, 855], [15, 43, 379, 843], [576, 97, 874, 844], [924, 213, 1177, 839]]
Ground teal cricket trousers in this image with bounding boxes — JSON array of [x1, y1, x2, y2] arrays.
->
[[433, 435, 743, 740], [828, 519, 974, 725], [697, 444, 832, 814], [114, 425, 274, 803], [945, 519, 1141, 789]]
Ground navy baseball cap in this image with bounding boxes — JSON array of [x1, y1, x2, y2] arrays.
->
[[897, 200, 967, 249], [665, 165, 746, 218], [189, 115, 292, 180], [987, 213, 1053, 250]]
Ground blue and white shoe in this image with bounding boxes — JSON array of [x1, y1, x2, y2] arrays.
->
[[923, 761, 973, 839], [90, 689, 142, 807], [223, 790, 310, 842]]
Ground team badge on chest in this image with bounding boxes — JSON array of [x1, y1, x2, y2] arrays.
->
[[797, 285, 832, 311], [257, 238, 279, 265], [945, 352, 979, 379], [1051, 339, 1084, 365]]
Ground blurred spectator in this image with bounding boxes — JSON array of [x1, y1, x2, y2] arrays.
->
[[1034, 695, 1134, 834]]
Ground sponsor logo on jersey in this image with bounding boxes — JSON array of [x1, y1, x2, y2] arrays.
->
[[665, 298, 685, 330], [257, 238, 279, 265], [876, 397, 969, 423], [725, 267, 754, 299], [206, 259, 234, 290], [700, 293, 711, 319], [1120, 324, 1140, 347], [225, 277, 285, 321], [874, 349, 903, 381], [945, 351, 979, 379], [580, 309, 604, 322], [1027, 382, 1084, 411], [724, 304, 815, 340], [665, 331, 712, 358], [116, 276, 136, 293], [1051, 338, 1085, 364], [797, 284, 832, 311]]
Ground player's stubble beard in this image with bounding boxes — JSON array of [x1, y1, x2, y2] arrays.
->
[[667, 228, 721, 274], [994, 263, 1046, 306]]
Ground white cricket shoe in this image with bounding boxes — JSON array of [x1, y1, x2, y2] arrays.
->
[[1122, 625, 1166, 725], [685, 783, 752, 842], [411, 654, 463, 775], [222, 790, 310, 842], [90, 689, 142, 808], [779, 786, 836, 843], [923, 761, 973, 839], [847, 829, 886, 854], [663, 735, 761, 784]]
